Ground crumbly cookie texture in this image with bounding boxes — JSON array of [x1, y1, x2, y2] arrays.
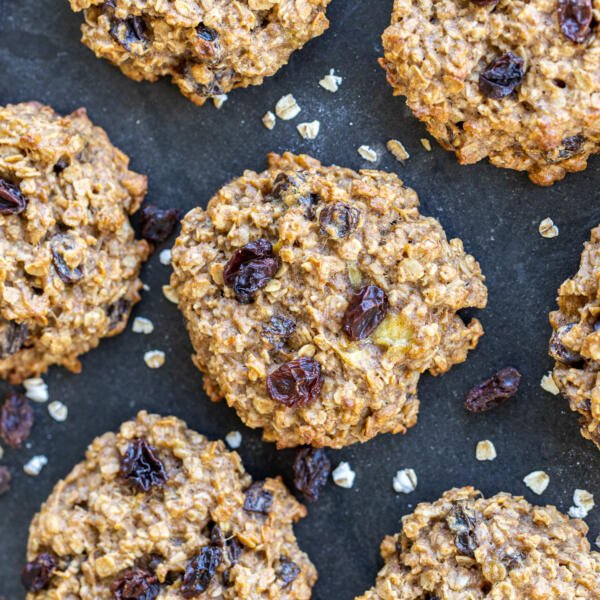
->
[[380, 0, 599, 186], [171, 153, 487, 448], [25, 411, 316, 599], [549, 224, 600, 451], [69, 0, 331, 106], [356, 487, 600, 600], [0, 102, 149, 383]]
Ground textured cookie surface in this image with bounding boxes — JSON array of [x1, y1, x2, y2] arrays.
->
[[549, 224, 600, 450], [171, 153, 487, 448], [356, 487, 600, 599], [24, 411, 316, 599], [381, 0, 599, 185], [69, 0, 331, 105], [0, 102, 149, 383]]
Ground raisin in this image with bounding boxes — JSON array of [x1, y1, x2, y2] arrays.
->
[[1, 393, 34, 448], [51, 235, 83, 284], [262, 315, 296, 348], [243, 482, 273, 514], [277, 557, 300, 587], [120, 438, 167, 492], [267, 357, 323, 407], [446, 503, 479, 557], [267, 173, 294, 201], [319, 203, 361, 239], [0, 465, 11, 495], [502, 550, 526, 570], [479, 52, 525, 99], [21, 553, 57, 592], [0, 319, 28, 358], [195, 24, 220, 60], [464, 367, 522, 413], [110, 568, 160, 600], [558, 0, 593, 43], [110, 16, 150, 50], [106, 298, 132, 333], [181, 546, 223, 598], [209, 523, 225, 547], [227, 537, 243, 564], [53, 159, 69, 174], [223, 239, 279, 304], [558, 134, 585, 160], [342, 285, 389, 341], [139, 204, 180, 243], [470, 0, 499, 5], [549, 324, 583, 366], [0, 177, 27, 215], [293, 447, 330, 502]]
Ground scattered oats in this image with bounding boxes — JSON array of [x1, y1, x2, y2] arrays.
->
[[539, 217, 559, 239], [319, 69, 343, 92], [23, 377, 48, 403], [162, 284, 179, 304], [332, 461, 356, 489], [358, 145, 378, 162], [262, 111, 276, 130], [48, 401, 68, 422], [392, 468, 417, 494], [275, 94, 301, 120], [225, 431, 242, 449], [143, 283, 151, 292], [297, 120, 320, 140], [476, 440, 497, 461], [212, 94, 228, 109], [569, 489, 595, 518], [420, 138, 432, 151], [540, 372, 560, 395], [144, 350, 165, 369], [523, 470, 550, 495], [387, 139, 410, 162], [24, 455, 48, 477], [159, 248, 172, 265], [132, 316, 154, 335]]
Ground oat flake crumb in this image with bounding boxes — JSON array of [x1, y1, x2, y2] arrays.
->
[[23, 378, 49, 403], [387, 139, 410, 162], [475, 439, 497, 461], [332, 461, 356, 489], [225, 431, 242, 449], [132, 317, 154, 335], [159, 248, 172, 265], [48, 401, 68, 422], [212, 94, 228, 109], [392, 468, 417, 494], [162, 284, 179, 304], [297, 120, 320, 140], [420, 138, 432, 151], [358, 145, 378, 162], [0, 445, 4, 461], [539, 217, 559, 238], [144, 350, 165, 369], [523, 470, 550, 495], [262, 111, 276, 130], [569, 489, 595, 519], [275, 95, 301, 120], [540, 372, 560, 395], [24, 455, 48, 477], [319, 69, 343, 93]]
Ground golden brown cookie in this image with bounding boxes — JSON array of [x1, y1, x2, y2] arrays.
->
[[356, 487, 600, 599], [0, 102, 149, 384], [171, 153, 487, 449], [23, 412, 316, 599], [69, 0, 331, 106], [380, 0, 599, 185]]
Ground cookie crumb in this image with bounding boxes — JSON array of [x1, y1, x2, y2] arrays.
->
[[144, 350, 165, 369], [143, 283, 151, 292], [23, 455, 48, 477], [48, 401, 68, 422], [262, 111, 276, 130], [212, 94, 228, 109], [23, 378, 48, 403], [132, 317, 154, 335], [540, 372, 560, 395], [159, 248, 172, 265], [162, 284, 179, 304], [319, 69, 342, 92], [392, 468, 417, 493], [475, 439, 497, 461], [539, 218, 559, 238], [297, 121, 321, 140], [387, 139, 410, 162], [420, 138, 432, 151], [225, 431, 242, 449], [332, 461, 356, 488], [358, 145, 378, 162], [523, 470, 550, 495], [568, 489, 595, 518], [275, 95, 301, 120]]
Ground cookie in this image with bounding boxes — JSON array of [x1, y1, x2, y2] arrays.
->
[[69, 0, 331, 106], [549, 224, 600, 451], [0, 102, 149, 384], [356, 487, 600, 599], [380, 0, 599, 186], [171, 153, 487, 448], [23, 411, 316, 599]]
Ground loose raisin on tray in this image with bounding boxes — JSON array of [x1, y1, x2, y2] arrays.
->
[[0, 465, 11, 495], [464, 367, 521, 413], [319, 203, 361, 239], [51, 235, 83, 284], [262, 315, 296, 348], [293, 447, 330, 502], [110, 16, 150, 50], [120, 438, 167, 492], [479, 52, 525, 99], [446, 504, 479, 557], [558, 0, 593, 43], [267, 357, 323, 407], [0, 177, 27, 215], [110, 568, 160, 600], [342, 285, 389, 341], [1, 393, 34, 448], [277, 557, 300, 587], [181, 546, 223, 598], [549, 324, 583, 365], [139, 204, 180, 244], [243, 481, 273, 514], [21, 553, 57, 592], [0, 320, 28, 358]]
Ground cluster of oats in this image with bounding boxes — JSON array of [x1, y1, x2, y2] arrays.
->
[[23, 378, 48, 403], [539, 217, 559, 238], [568, 489, 595, 519]]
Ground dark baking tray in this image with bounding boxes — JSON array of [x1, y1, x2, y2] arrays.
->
[[1, 1, 599, 598]]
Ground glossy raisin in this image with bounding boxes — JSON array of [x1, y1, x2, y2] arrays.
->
[[342, 285, 389, 341], [110, 568, 160, 600], [262, 315, 296, 348], [51, 235, 83, 284], [195, 24, 220, 60], [181, 546, 223, 597], [549, 324, 583, 365], [243, 482, 273, 514], [1, 393, 34, 448], [110, 16, 149, 50], [293, 447, 330, 502], [106, 298, 132, 333], [0, 177, 27, 214], [464, 367, 521, 413], [267, 357, 323, 407], [559, 135, 585, 159], [139, 204, 180, 243], [558, 0, 593, 43], [0, 465, 11, 495], [21, 553, 57, 592], [277, 557, 300, 587], [479, 52, 525, 99], [446, 504, 479, 557], [227, 537, 243, 564], [120, 438, 167, 492], [0, 320, 28, 358], [53, 159, 69, 174], [319, 203, 360, 238]]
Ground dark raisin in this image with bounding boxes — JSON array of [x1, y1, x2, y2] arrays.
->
[[558, 0, 593, 43], [277, 557, 300, 587], [342, 285, 388, 341], [181, 546, 223, 598], [0, 177, 27, 215], [300, 194, 319, 220], [139, 204, 180, 244], [502, 550, 526, 570], [479, 52, 525, 99], [21, 553, 57, 592], [223, 239, 279, 304], [446, 503, 479, 557], [267, 173, 294, 201], [558, 134, 585, 159], [106, 298, 132, 333], [0, 319, 28, 358], [51, 235, 83, 284], [0, 465, 11, 495], [197, 24, 218, 42], [209, 523, 225, 547], [227, 537, 243, 564], [53, 159, 69, 174], [319, 203, 361, 239], [549, 324, 583, 365], [464, 367, 522, 413], [1, 393, 34, 448], [120, 438, 167, 492], [470, 0, 499, 5], [243, 482, 273, 514], [110, 568, 160, 600], [262, 315, 296, 348], [293, 447, 330, 502], [266, 357, 323, 408], [110, 16, 150, 50]]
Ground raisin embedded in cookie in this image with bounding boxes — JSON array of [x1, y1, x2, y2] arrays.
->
[[356, 487, 600, 599], [23, 412, 316, 599], [380, 0, 599, 186], [171, 153, 487, 449], [69, 0, 331, 106], [0, 102, 150, 384], [549, 224, 600, 451]]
